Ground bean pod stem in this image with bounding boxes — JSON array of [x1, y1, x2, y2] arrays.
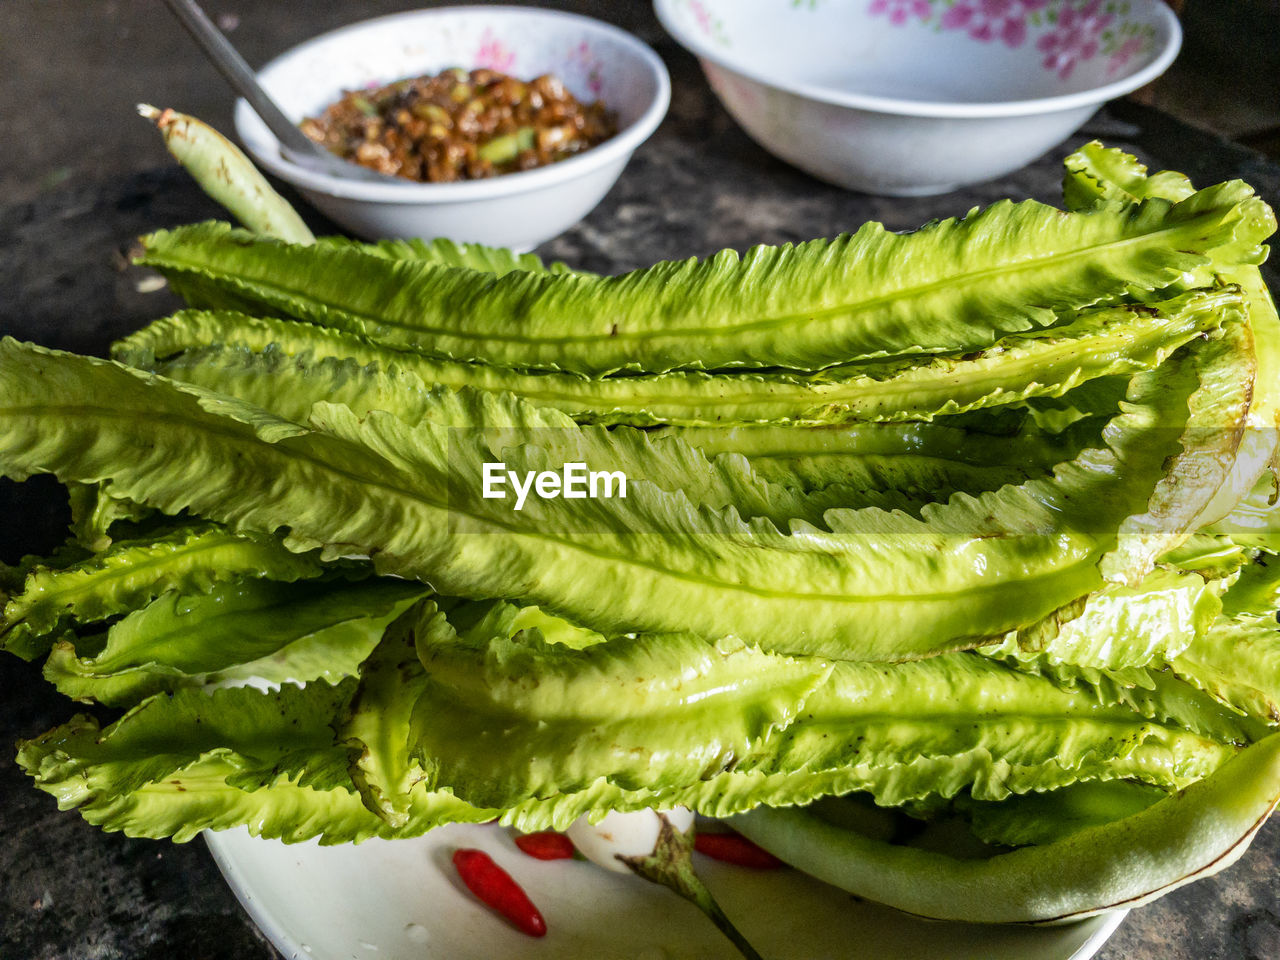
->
[[619, 815, 764, 960]]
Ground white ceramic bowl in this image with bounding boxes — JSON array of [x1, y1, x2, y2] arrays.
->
[[233, 6, 670, 247], [653, 0, 1180, 196]]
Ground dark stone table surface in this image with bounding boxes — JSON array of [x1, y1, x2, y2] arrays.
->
[[2, 2, 1279, 958]]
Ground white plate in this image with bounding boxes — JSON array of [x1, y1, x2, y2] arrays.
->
[[206, 823, 1126, 960]]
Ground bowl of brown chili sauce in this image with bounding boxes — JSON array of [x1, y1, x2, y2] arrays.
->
[[234, 6, 670, 248]]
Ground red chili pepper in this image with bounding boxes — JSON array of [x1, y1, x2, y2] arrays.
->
[[514, 830, 576, 861], [694, 831, 785, 869], [452, 848, 548, 937]]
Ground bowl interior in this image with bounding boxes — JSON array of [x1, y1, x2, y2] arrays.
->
[[659, 0, 1177, 105], [239, 6, 663, 179]]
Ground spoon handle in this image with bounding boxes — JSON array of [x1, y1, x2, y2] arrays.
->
[[160, 0, 402, 182], [160, 0, 321, 157]]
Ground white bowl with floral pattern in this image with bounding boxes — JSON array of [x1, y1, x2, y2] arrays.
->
[[234, 6, 670, 247], [654, 0, 1180, 195]]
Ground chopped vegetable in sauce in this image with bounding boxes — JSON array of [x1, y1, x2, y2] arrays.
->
[[300, 67, 618, 182]]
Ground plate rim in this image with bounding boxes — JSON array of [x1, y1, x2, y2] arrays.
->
[[204, 827, 1129, 960]]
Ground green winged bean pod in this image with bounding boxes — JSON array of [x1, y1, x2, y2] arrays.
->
[[730, 731, 1280, 924], [0, 332, 1240, 661], [6, 138, 1280, 929], [135, 181, 1266, 375], [406, 599, 1244, 816], [1063, 141, 1280, 525], [0, 523, 326, 661], [42, 574, 427, 708], [116, 285, 1240, 428], [14, 679, 499, 844]]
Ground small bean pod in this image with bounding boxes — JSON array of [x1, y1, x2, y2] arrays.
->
[[137, 103, 314, 245]]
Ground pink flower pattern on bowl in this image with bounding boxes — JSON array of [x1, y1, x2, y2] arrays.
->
[[1103, 20, 1159, 75], [868, 0, 1157, 80], [1107, 34, 1145, 73], [566, 40, 606, 98], [474, 28, 516, 73], [940, 0, 1049, 48], [1036, 1, 1112, 79], [683, 0, 731, 45], [868, 0, 932, 26]]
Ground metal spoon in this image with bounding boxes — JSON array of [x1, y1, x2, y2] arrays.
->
[[161, 0, 402, 183]]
